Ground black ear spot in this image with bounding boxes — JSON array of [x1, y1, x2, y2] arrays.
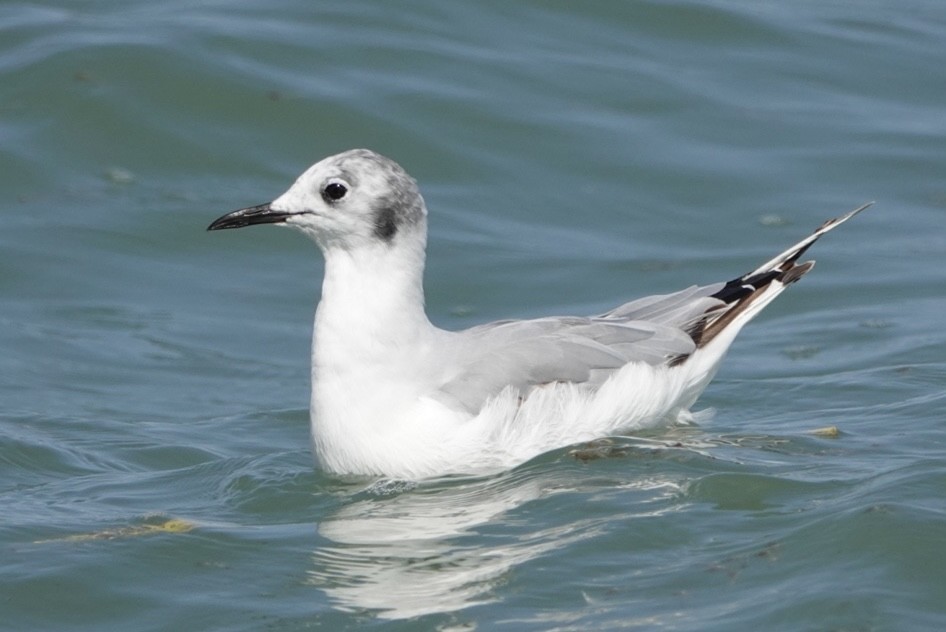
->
[[373, 206, 398, 241]]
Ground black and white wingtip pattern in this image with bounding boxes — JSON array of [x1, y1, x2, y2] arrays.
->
[[688, 202, 873, 353], [745, 202, 873, 281]]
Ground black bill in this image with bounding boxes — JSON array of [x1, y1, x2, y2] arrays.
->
[[207, 203, 295, 231]]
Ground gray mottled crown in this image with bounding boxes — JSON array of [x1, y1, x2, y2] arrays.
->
[[332, 149, 427, 242]]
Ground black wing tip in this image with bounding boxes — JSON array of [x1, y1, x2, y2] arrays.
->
[[669, 203, 869, 366]]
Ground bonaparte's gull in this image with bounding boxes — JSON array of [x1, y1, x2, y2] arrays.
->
[[208, 149, 869, 479]]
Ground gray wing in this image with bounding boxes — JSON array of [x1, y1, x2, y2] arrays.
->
[[434, 204, 873, 415], [599, 282, 724, 321], [434, 285, 725, 413]]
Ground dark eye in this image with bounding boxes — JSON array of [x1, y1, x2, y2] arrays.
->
[[322, 180, 348, 203]]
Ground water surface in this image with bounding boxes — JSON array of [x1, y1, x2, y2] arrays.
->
[[2, 1, 945, 629]]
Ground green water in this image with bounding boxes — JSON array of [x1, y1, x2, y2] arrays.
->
[[2, 1, 945, 629]]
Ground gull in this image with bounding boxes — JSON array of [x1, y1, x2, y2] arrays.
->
[[208, 149, 870, 480]]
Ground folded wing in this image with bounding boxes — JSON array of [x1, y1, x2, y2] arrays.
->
[[435, 286, 725, 413], [434, 203, 871, 415]]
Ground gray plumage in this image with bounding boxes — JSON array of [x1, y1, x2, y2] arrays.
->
[[433, 284, 725, 413]]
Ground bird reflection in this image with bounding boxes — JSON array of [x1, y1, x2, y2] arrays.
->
[[307, 456, 682, 619]]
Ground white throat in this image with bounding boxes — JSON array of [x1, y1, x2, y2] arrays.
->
[[314, 237, 430, 357], [308, 235, 440, 473]]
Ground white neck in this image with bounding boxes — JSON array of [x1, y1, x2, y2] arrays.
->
[[313, 238, 431, 361], [308, 235, 440, 472]]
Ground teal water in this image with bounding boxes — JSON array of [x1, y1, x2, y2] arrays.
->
[[2, 1, 945, 629]]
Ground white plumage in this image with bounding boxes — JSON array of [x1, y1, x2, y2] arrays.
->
[[209, 149, 869, 479]]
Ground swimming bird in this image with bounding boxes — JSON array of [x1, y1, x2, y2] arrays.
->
[[208, 149, 869, 479]]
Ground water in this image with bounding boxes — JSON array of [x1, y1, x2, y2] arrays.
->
[[2, 0, 945, 629]]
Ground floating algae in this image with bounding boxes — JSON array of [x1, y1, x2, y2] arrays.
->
[[35, 517, 195, 544]]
